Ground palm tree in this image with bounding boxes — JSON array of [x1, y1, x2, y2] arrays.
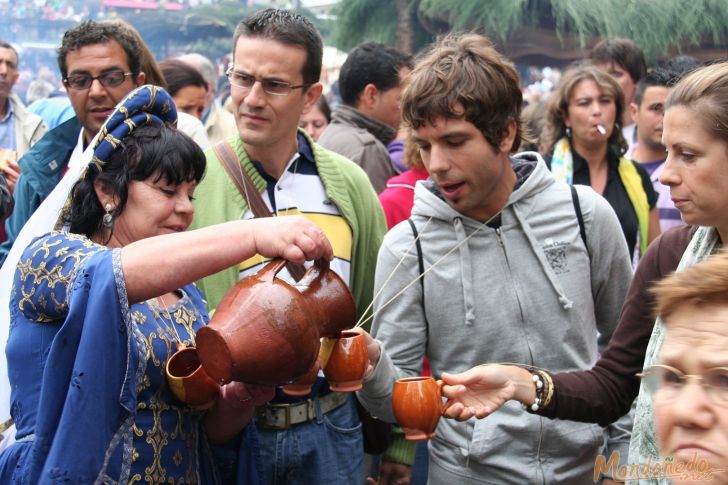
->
[[333, 0, 728, 62]]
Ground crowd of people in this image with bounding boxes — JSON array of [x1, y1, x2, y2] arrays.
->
[[0, 6, 725, 485]]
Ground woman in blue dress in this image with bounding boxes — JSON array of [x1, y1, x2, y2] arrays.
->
[[0, 85, 332, 484]]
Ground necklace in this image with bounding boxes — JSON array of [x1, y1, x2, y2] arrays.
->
[[154, 293, 194, 348]]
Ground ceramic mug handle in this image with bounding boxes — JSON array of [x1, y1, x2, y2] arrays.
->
[[436, 379, 455, 415]]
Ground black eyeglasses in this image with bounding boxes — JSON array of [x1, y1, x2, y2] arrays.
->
[[63, 70, 133, 91], [226, 67, 307, 96], [638, 364, 728, 406]]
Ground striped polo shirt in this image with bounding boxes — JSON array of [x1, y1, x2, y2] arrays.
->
[[237, 133, 352, 286]]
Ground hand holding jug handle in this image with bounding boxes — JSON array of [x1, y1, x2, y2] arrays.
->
[[256, 258, 289, 282], [297, 258, 330, 287]]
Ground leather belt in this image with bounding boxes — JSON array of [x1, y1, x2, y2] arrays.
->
[[255, 392, 348, 430]]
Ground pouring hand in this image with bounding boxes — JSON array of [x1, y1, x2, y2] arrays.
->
[[221, 381, 275, 409], [251, 216, 333, 264], [439, 364, 534, 421], [204, 381, 275, 444]]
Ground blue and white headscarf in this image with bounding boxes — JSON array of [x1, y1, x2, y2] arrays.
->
[[87, 84, 177, 176]]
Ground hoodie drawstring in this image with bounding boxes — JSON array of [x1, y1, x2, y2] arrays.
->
[[453, 217, 476, 325], [512, 206, 574, 310]]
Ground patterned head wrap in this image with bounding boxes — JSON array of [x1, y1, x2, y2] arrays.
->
[[87, 84, 177, 176]]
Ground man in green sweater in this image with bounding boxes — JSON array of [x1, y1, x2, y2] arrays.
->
[[189, 8, 393, 485]]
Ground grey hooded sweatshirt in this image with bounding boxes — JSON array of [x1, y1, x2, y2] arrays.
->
[[358, 153, 633, 484]]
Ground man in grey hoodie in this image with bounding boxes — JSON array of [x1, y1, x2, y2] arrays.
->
[[356, 33, 634, 484]]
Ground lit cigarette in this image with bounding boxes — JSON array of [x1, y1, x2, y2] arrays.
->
[[597, 124, 607, 135]]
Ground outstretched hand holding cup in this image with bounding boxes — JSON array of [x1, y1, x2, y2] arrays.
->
[[440, 364, 536, 421]]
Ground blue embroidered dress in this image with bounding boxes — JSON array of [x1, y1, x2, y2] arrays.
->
[[0, 232, 262, 484]]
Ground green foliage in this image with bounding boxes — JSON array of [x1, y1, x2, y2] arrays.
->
[[334, 0, 728, 61], [332, 0, 398, 50], [550, 0, 728, 60], [331, 0, 432, 52], [419, 0, 533, 40]]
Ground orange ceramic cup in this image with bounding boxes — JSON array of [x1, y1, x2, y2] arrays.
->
[[392, 376, 444, 440], [166, 345, 220, 410], [323, 331, 368, 392], [282, 358, 320, 396]]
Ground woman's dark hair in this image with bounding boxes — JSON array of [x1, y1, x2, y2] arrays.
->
[[316, 95, 331, 123], [159, 58, 208, 97], [64, 123, 206, 239]]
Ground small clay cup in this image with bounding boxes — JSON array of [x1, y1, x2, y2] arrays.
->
[[322, 331, 368, 392], [282, 358, 320, 396], [392, 376, 443, 440], [166, 345, 220, 410]]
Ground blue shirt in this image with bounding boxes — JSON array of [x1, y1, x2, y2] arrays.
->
[[0, 98, 16, 150]]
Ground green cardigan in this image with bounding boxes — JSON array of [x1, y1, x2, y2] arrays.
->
[[190, 130, 386, 326]]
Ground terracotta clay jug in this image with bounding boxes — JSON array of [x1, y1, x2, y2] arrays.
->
[[196, 258, 357, 385]]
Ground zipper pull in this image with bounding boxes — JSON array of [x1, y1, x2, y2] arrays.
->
[[495, 227, 504, 246]]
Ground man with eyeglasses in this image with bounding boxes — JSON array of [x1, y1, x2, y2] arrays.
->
[[643, 249, 728, 484], [189, 8, 386, 485], [0, 21, 145, 265]]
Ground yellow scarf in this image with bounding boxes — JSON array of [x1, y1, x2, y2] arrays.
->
[[550, 138, 650, 255]]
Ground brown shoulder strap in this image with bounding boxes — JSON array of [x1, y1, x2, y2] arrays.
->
[[212, 141, 271, 218], [211, 140, 305, 281]]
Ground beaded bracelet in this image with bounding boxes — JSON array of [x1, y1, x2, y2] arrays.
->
[[520, 366, 553, 412]]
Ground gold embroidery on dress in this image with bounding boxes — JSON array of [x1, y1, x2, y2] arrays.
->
[[172, 449, 183, 467], [16, 233, 104, 323], [17, 285, 37, 315], [127, 298, 200, 484], [144, 395, 171, 484]]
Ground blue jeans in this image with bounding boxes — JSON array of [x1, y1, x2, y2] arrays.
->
[[257, 394, 363, 485]]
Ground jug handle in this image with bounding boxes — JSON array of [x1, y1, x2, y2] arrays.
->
[[297, 258, 330, 287], [257, 258, 289, 282]]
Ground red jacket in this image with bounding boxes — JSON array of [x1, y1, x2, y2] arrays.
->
[[378, 168, 429, 229]]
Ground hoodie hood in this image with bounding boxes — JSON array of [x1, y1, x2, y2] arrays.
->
[[411, 152, 575, 318]]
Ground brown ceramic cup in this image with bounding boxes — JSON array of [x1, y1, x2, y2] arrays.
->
[[166, 345, 220, 410], [322, 331, 368, 392], [282, 358, 320, 396], [392, 376, 444, 440]]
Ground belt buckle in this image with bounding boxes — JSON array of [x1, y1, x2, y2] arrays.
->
[[266, 402, 295, 430]]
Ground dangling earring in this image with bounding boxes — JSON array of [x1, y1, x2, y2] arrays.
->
[[102, 203, 114, 228], [565, 127, 572, 139]]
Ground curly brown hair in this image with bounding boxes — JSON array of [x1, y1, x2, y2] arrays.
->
[[401, 33, 525, 153]]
